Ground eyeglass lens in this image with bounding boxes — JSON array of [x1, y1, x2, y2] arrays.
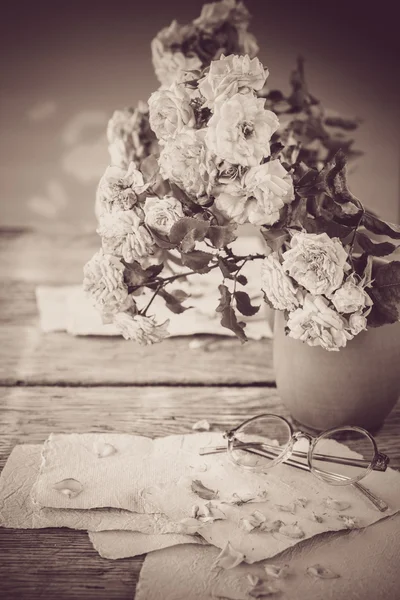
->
[[229, 415, 292, 470], [310, 427, 376, 485]]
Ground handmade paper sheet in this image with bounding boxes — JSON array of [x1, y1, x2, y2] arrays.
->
[[0, 445, 180, 534], [35, 236, 272, 340], [88, 530, 207, 560], [135, 514, 400, 600], [32, 432, 400, 562]]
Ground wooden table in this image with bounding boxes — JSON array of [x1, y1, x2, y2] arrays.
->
[[1, 228, 399, 599]]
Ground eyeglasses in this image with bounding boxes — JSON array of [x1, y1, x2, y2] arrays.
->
[[199, 414, 389, 512]]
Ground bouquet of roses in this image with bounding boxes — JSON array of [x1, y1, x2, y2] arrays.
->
[[105, 0, 361, 179], [84, 49, 400, 351]]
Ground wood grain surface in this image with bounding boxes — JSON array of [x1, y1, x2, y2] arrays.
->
[[1, 228, 399, 600]]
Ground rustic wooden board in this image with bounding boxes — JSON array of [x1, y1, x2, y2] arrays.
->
[[0, 386, 399, 600], [1, 386, 399, 469]]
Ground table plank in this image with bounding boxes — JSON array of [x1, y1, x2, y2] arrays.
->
[[1, 386, 399, 469], [0, 386, 399, 600]]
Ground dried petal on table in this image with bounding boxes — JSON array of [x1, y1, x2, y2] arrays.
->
[[306, 564, 340, 579], [52, 478, 83, 499], [279, 522, 305, 539], [338, 515, 358, 529], [264, 564, 290, 579], [212, 542, 245, 570], [239, 510, 267, 532], [94, 442, 117, 458], [324, 497, 351, 511], [203, 502, 227, 521], [225, 491, 256, 506], [177, 517, 201, 534], [260, 520, 283, 533], [192, 419, 211, 431], [247, 574, 260, 586], [275, 502, 296, 514], [295, 496, 309, 508], [191, 479, 219, 501], [311, 511, 324, 523], [248, 578, 280, 597]]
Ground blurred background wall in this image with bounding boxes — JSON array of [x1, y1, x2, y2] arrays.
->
[[0, 0, 398, 232]]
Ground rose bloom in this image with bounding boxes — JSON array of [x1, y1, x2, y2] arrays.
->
[[83, 249, 133, 316], [331, 277, 372, 314], [193, 0, 251, 33], [113, 312, 170, 345], [282, 232, 348, 297], [96, 162, 150, 218], [214, 159, 294, 226], [159, 128, 218, 202], [151, 38, 202, 87], [97, 209, 157, 267], [149, 83, 196, 142], [144, 196, 184, 236], [199, 54, 268, 108], [206, 92, 279, 167], [287, 294, 353, 351], [348, 311, 368, 336], [261, 253, 302, 311], [107, 103, 157, 168]]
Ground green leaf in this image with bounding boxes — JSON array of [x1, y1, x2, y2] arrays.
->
[[324, 116, 361, 131], [145, 263, 165, 279], [233, 291, 260, 317], [367, 261, 400, 327], [356, 232, 398, 257], [169, 183, 202, 213], [207, 224, 237, 248], [236, 274, 248, 286], [191, 480, 218, 501], [361, 213, 400, 240], [180, 250, 214, 273], [170, 289, 190, 302], [218, 256, 237, 280], [321, 150, 358, 205], [123, 261, 150, 287], [220, 306, 248, 343], [158, 288, 190, 314], [169, 217, 210, 252], [261, 228, 290, 252], [216, 284, 231, 313]]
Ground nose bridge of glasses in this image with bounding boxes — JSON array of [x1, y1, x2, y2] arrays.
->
[[292, 431, 313, 444]]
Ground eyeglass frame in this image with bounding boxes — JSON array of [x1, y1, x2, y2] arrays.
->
[[199, 413, 390, 512]]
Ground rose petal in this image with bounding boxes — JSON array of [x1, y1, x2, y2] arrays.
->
[[264, 564, 290, 579], [191, 479, 219, 500], [192, 419, 211, 431], [324, 497, 351, 511], [279, 522, 305, 539], [53, 478, 83, 499], [94, 442, 117, 458], [212, 542, 245, 570], [306, 564, 340, 579]]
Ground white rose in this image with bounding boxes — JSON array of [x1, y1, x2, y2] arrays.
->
[[261, 253, 302, 311], [205, 93, 279, 167], [144, 196, 184, 236], [151, 38, 202, 87], [97, 209, 157, 267], [159, 128, 218, 201], [96, 162, 150, 217], [282, 232, 348, 297], [199, 54, 267, 108], [83, 250, 133, 316], [348, 312, 368, 336], [214, 159, 293, 226], [149, 84, 195, 142], [113, 312, 170, 345], [193, 0, 250, 33], [331, 277, 372, 314], [287, 294, 353, 351], [107, 104, 157, 168]]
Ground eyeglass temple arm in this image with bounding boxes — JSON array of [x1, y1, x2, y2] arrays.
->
[[200, 442, 388, 471], [199, 444, 389, 513]]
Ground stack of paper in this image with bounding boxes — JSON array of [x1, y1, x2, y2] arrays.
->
[[1, 431, 399, 597]]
